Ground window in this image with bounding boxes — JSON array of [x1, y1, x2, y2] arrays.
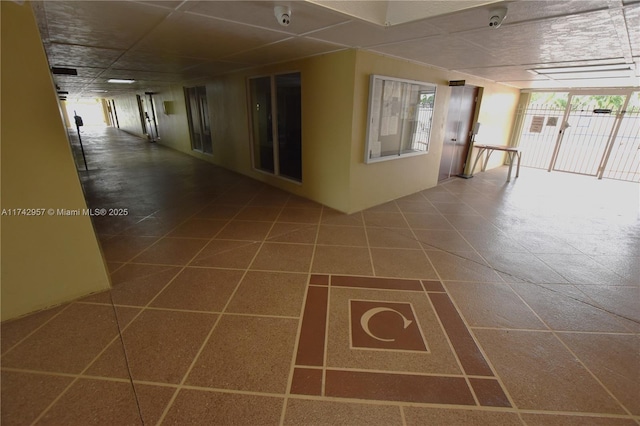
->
[[248, 72, 302, 182], [184, 86, 212, 154], [364, 75, 437, 163]]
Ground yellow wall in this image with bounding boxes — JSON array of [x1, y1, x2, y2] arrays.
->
[[110, 49, 518, 213], [348, 50, 520, 212], [1, 1, 111, 321], [134, 50, 357, 212]]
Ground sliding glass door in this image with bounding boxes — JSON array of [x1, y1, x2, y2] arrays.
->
[[249, 72, 302, 182]]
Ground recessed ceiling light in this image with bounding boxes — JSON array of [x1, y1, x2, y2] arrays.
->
[[107, 79, 136, 84]]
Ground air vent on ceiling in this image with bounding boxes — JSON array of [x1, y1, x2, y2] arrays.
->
[[51, 67, 78, 76]]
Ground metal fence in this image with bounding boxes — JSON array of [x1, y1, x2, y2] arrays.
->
[[511, 94, 639, 183]]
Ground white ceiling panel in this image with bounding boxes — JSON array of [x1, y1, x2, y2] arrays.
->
[[307, 18, 441, 48], [182, 61, 255, 79], [427, 0, 608, 34], [41, 1, 171, 49], [371, 35, 505, 70], [222, 37, 345, 64], [456, 66, 548, 82], [111, 51, 209, 74], [182, 1, 350, 35], [625, 6, 640, 56], [457, 10, 625, 65], [32, 0, 639, 95], [134, 11, 289, 59], [46, 44, 124, 68]]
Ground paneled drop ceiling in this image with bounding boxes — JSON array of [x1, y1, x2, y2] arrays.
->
[[32, 0, 640, 98]]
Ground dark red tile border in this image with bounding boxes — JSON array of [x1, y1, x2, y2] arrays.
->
[[309, 274, 329, 286], [325, 370, 475, 405], [469, 378, 511, 407], [421, 280, 445, 292], [295, 286, 328, 366], [331, 275, 422, 291], [428, 293, 493, 376], [290, 368, 322, 396], [294, 275, 510, 407]]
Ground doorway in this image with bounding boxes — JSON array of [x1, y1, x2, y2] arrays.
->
[[184, 86, 213, 154], [513, 91, 639, 182], [438, 85, 479, 182]]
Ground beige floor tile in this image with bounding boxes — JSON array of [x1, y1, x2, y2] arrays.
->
[[318, 225, 368, 246], [37, 379, 144, 425], [186, 315, 298, 393], [278, 207, 322, 224], [312, 246, 373, 275], [194, 204, 243, 220], [445, 281, 546, 329], [266, 222, 318, 244], [363, 211, 410, 228], [151, 267, 244, 311], [370, 248, 438, 279], [226, 271, 307, 316], [574, 285, 640, 329], [216, 220, 272, 241], [512, 283, 636, 332], [403, 213, 453, 230], [427, 251, 502, 282], [366, 227, 421, 249], [0, 371, 73, 426], [474, 329, 626, 413], [99, 235, 159, 262], [166, 218, 227, 238], [413, 229, 474, 252], [284, 399, 403, 426], [559, 333, 640, 415], [132, 237, 208, 265], [85, 264, 181, 306], [321, 209, 364, 226], [250, 242, 314, 272], [536, 254, 634, 285], [235, 206, 281, 221], [403, 406, 522, 426], [483, 252, 569, 284], [190, 239, 260, 269], [163, 390, 283, 425], [90, 310, 216, 383], [2, 304, 136, 374], [520, 413, 638, 425], [1, 304, 66, 355]]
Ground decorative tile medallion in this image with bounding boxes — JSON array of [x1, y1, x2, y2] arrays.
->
[[292, 274, 511, 408], [349, 300, 428, 352]]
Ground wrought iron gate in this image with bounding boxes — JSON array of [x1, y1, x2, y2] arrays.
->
[[512, 91, 639, 182]]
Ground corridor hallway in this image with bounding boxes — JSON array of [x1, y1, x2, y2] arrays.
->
[[1, 127, 638, 425]]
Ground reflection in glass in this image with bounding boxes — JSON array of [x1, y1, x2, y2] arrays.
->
[[249, 77, 274, 173], [365, 75, 436, 163]]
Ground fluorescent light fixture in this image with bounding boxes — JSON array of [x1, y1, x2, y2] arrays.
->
[[92, 89, 108, 93], [107, 78, 136, 84], [531, 64, 633, 75]]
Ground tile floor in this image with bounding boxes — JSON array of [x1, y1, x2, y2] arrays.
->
[[2, 127, 639, 425]]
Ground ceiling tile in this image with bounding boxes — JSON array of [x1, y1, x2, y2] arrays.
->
[[308, 18, 441, 48], [111, 51, 209, 74], [42, 1, 171, 49], [134, 11, 289, 59], [223, 36, 345, 65], [625, 6, 640, 56], [457, 10, 624, 65], [427, 0, 608, 34], [46, 44, 124, 68], [182, 61, 253, 79], [371, 35, 503, 70], [182, 1, 350, 35]]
